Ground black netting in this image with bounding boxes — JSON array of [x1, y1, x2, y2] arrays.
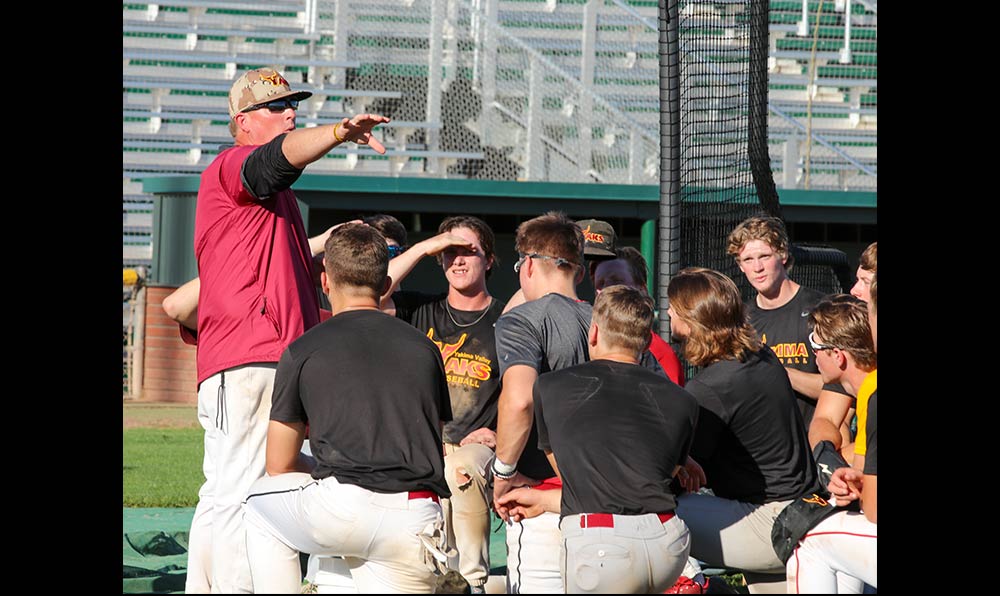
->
[[658, 0, 853, 343], [677, 0, 780, 287]]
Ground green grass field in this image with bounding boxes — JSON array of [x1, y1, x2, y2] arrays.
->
[[123, 427, 203, 507]]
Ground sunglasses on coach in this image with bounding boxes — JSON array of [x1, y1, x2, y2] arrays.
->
[[243, 98, 299, 113]]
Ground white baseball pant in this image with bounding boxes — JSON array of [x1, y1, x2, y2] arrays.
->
[[505, 511, 563, 593], [186, 364, 275, 594], [786, 511, 877, 593], [243, 472, 445, 594], [560, 513, 690, 594]]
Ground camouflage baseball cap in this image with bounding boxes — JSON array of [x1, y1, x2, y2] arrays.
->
[[576, 219, 617, 259], [228, 68, 312, 118]]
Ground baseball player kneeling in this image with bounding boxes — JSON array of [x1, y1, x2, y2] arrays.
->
[[242, 224, 454, 593], [496, 286, 699, 593]]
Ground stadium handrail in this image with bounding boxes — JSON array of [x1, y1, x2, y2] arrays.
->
[[123, 48, 360, 70]]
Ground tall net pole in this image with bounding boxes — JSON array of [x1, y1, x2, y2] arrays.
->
[[656, 0, 680, 339]]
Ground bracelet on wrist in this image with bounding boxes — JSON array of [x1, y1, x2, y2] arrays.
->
[[492, 457, 517, 479], [333, 123, 348, 143]]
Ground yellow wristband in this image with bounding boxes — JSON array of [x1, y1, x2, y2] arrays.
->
[[333, 123, 348, 143]]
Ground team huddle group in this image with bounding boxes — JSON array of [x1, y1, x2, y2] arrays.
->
[[163, 67, 877, 594]]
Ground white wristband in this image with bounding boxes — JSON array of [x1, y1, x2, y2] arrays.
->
[[492, 457, 517, 476]]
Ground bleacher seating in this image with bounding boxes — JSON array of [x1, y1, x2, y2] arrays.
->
[[122, 179, 153, 267], [123, 0, 875, 268], [480, 0, 876, 190]]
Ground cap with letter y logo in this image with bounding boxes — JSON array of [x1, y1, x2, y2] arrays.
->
[[228, 68, 313, 117]]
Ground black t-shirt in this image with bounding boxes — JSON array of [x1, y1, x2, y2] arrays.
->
[[393, 291, 506, 444], [495, 294, 592, 480], [271, 309, 452, 497], [686, 347, 818, 504], [863, 390, 877, 476], [747, 286, 847, 426], [534, 360, 698, 517]]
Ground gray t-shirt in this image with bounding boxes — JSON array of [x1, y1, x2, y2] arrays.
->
[[495, 293, 592, 479]]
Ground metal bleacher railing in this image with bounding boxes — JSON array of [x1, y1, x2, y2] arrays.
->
[[123, 0, 876, 268], [124, 0, 875, 182]]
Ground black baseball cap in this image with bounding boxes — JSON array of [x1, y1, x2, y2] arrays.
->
[[576, 219, 617, 260]]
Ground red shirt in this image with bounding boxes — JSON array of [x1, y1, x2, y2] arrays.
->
[[193, 144, 320, 385], [649, 333, 685, 387]]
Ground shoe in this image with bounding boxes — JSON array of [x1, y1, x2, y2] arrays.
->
[[434, 569, 471, 594], [664, 575, 709, 594]]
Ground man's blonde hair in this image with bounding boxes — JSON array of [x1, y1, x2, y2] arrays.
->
[[727, 215, 794, 270], [592, 285, 654, 357]]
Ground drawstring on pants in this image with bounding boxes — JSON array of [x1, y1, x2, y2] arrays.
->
[[216, 370, 228, 435]]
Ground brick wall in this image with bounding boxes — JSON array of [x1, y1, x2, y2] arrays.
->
[[142, 286, 197, 404]]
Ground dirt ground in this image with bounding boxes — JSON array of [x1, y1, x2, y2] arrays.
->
[[123, 401, 199, 429]]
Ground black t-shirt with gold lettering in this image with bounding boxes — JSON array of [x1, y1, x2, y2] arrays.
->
[[394, 291, 506, 444], [747, 286, 846, 426]]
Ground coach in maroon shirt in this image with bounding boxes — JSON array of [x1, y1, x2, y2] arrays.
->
[[186, 67, 389, 594]]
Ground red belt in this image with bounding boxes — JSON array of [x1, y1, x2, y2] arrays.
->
[[579, 512, 674, 528], [408, 490, 440, 503]]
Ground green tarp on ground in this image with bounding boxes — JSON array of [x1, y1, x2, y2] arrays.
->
[[123, 509, 196, 593], [123, 508, 508, 594]]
